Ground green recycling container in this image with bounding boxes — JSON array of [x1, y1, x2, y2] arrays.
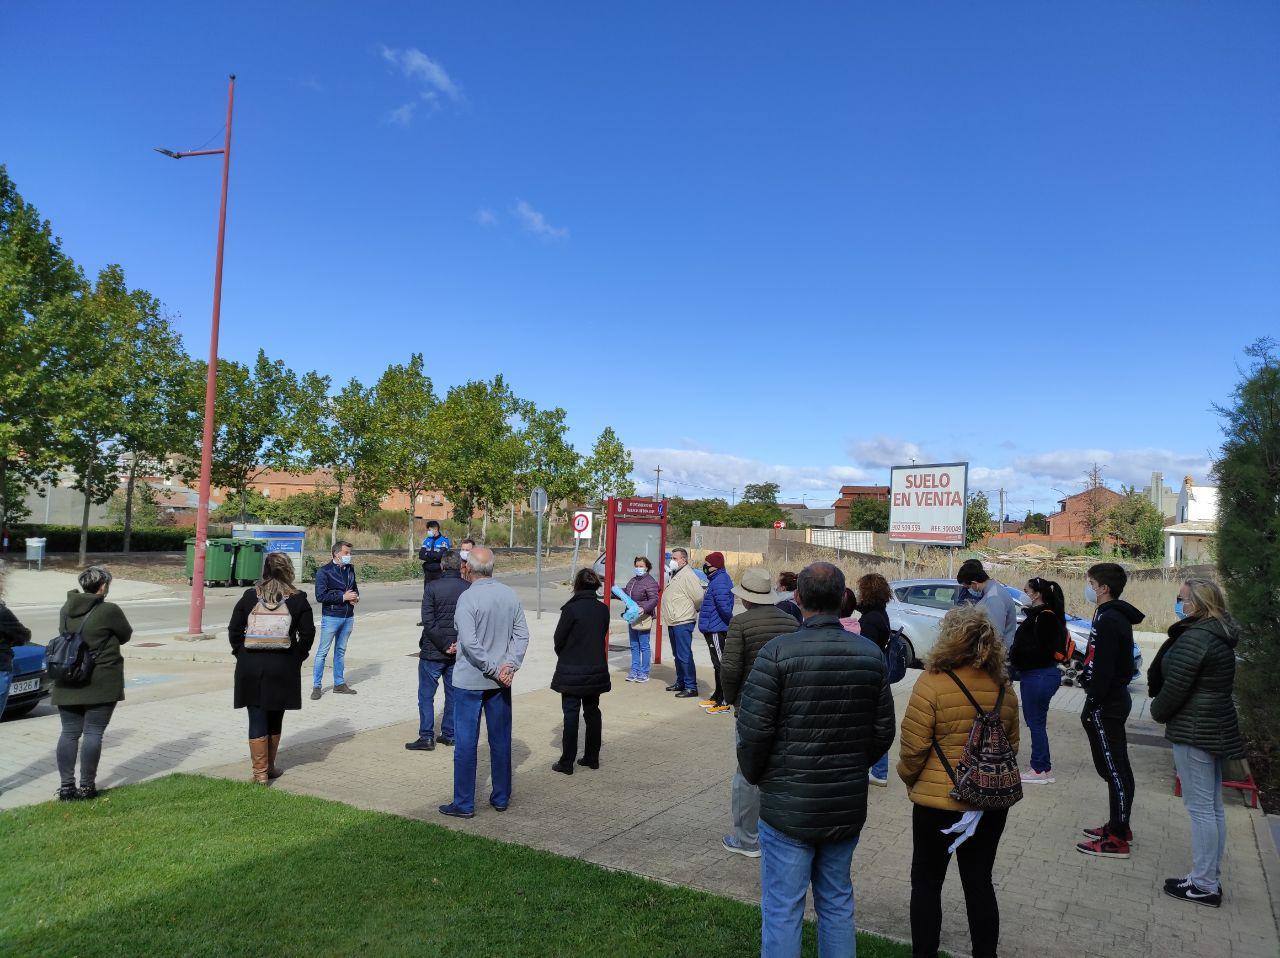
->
[[184, 538, 198, 581], [185, 538, 237, 585], [232, 538, 268, 584]]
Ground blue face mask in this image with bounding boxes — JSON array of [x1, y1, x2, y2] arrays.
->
[[1174, 599, 1186, 620], [339, 554, 352, 566], [967, 588, 983, 599]]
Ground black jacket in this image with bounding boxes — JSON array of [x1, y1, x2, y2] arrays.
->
[[736, 613, 896, 844], [420, 572, 469, 661], [776, 597, 803, 625], [551, 590, 612, 698], [1081, 599, 1143, 704], [0, 601, 32, 672], [857, 605, 892, 653], [1011, 606, 1065, 672], [228, 590, 316, 710], [720, 605, 800, 707], [1149, 616, 1246, 759]]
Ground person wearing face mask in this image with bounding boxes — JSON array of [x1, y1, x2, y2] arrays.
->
[[622, 556, 660, 682], [1075, 562, 1144, 860], [312, 540, 360, 699], [1010, 577, 1068, 785], [418, 520, 453, 584], [458, 538, 475, 564], [1148, 578, 1244, 908], [697, 552, 735, 714], [956, 560, 1018, 652], [660, 548, 704, 698]]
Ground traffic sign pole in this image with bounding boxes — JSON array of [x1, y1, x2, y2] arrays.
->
[[530, 487, 548, 620]]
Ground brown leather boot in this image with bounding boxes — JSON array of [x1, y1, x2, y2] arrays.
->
[[267, 734, 283, 779], [249, 737, 270, 784]]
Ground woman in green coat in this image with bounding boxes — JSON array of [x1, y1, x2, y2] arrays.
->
[[52, 566, 133, 801], [1148, 577, 1244, 909]]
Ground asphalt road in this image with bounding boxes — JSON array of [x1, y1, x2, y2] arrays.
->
[[12, 566, 572, 643]]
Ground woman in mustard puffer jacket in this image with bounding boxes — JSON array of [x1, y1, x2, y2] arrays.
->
[[898, 606, 1020, 958]]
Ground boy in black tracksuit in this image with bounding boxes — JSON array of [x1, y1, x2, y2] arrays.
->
[[1076, 562, 1143, 858]]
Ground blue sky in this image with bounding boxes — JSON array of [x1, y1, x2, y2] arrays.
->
[[3, 1, 1277, 515]]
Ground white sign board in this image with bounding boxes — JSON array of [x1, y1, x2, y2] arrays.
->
[[571, 510, 593, 540], [888, 462, 969, 546]]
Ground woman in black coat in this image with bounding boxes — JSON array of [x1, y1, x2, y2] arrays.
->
[[551, 568, 611, 775], [228, 553, 316, 783]]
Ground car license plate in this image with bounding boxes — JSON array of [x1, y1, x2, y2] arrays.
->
[[9, 677, 39, 695]]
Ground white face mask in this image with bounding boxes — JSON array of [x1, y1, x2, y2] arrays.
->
[[633, 567, 646, 577], [459, 550, 470, 561], [667, 559, 680, 572], [1084, 582, 1098, 604]]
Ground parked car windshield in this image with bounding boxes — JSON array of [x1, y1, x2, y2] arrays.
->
[[904, 584, 962, 610]]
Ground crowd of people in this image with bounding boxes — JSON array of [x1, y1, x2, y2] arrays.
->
[[0, 534, 1251, 956]]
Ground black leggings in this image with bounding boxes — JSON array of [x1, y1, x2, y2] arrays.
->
[[702, 631, 725, 704], [247, 707, 284, 738], [57, 703, 117, 789], [910, 804, 1008, 958], [560, 694, 601, 764]]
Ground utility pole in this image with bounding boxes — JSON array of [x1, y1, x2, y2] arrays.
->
[[998, 487, 1006, 533], [731, 487, 737, 506], [654, 465, 662, 499], [155, 74, 236, 639]]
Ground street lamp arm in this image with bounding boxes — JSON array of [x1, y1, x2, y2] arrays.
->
[[154, 147, 225, 159]]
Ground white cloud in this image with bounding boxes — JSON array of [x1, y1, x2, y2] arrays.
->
[[1012, 447, 1214, 489], [474, 208, 498, 226], [513, 199, 568, 240], [386, 102, 417, 127], [630, 447, 871, 501], [848, 435, 925, 468], [379, 45, 460, 101]]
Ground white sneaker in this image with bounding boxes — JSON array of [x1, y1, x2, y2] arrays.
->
[[868, 774, 888, 787], [1020, 768, 1055, 784]]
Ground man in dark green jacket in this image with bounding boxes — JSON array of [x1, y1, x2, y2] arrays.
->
[[719, 566, 801, 858], [737, 561, 895, 957]]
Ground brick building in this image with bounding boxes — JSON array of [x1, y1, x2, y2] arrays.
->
[[832, 484, 890, 527], [1046, 487, 1123, 542]]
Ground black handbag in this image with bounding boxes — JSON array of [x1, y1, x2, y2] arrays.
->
[[47, 607, 100, 687]]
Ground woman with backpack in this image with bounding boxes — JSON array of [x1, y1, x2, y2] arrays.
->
[[1148, 577, 1245, 908], [898, 605, 1020, 958], [1010, 576, 1069, 785], [857, 573, 894, 787], [52, 566, 133, 801], [228, 552, 316, 784]]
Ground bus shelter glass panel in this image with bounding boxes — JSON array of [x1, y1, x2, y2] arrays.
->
[[614, 523, 663, 587]]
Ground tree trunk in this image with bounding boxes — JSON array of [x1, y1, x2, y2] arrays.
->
[[407, 498, 416, 557], [239, 487, 248, 524], [481, 508, 489, 543], [545, 511, 554, 558], [331, 479, 343, 548], [122, 455, 138, 553], [509, 501, 515, 548], [78, 468, 92, 568], [0, 453, 8, 552]]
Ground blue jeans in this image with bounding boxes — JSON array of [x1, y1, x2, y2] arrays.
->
[[870, 753, 889, 781], [417, 658, 456, 741], [758, 818, 857, 958], [628, 628, 651, 677], [313, 615, 354, 687], [668, 622, 697, 691], [1171, 743, 1226, 893], [1019, 666, 1060, 773], [452, 686, 513, 814], [0, 669, 11, 716]]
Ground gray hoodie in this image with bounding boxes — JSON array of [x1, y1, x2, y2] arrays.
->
[[977, 580, 1019, 649], [452, 577, 531, 691]]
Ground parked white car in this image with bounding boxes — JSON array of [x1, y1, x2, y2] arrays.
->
[[887, 578, 1139, 685]]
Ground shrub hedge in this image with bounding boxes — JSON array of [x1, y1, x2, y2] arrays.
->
[[5, 524, 231, 553]]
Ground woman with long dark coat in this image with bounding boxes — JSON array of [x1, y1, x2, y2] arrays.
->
[[228, 552, 315, 783], [550, 568, 611, 775]]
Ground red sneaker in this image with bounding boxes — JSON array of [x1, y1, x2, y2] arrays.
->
[[1081, 824, 1134, 844], [1077, 834, 1130, 859]]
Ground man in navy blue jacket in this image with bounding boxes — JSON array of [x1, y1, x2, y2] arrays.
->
[[697, 551, 736, 714], [312, 540, 360, 699]]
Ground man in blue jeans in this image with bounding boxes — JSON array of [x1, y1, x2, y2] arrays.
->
[[312, 541, 359, 699], [407, 550, 469, 751], [660, 548, 704, 698], [737, 562, 896, 958], [440, 547, 530, 819]]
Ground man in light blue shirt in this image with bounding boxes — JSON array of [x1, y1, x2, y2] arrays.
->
[[957, 558, 1018, 650], [439, 546, 530, 819]]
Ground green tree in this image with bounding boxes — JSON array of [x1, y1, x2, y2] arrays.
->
[[726, 500, 787, 528], [1023, 511, 1049, 534], [1215, 339, 1280, 790], [428, 375, 524, 537], [0, 165, 85, 539], [842, 497, 890, 533], [664, 496, 731, 539], [364, 355, 438, 553], [582, 426, 635, 506], [296, 373, 376, 546], [965, 491, 995, 545], [741, 482, 780, 504], [1105, 487, 1166, 561], [519, 404, 583, 551]]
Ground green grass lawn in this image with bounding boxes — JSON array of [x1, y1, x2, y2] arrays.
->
[[0, 774, 914, 958]]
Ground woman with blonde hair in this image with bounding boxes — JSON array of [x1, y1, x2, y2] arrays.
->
[[898, 605, 1020, 958], [1148, 576, 1244, 908], [228, 552, 316, 783]]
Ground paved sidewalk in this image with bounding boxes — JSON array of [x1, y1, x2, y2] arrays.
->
[[200, 668, 1280, 958]]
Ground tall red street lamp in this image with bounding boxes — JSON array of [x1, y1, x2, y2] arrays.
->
[[155, 74, 235, 638]]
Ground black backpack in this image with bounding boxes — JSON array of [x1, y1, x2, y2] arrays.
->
[[46, 607, 100, 687], [884, 629, 910, 684]]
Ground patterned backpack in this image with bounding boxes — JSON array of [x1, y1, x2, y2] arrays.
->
[[930, 670, 1023, 810]]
